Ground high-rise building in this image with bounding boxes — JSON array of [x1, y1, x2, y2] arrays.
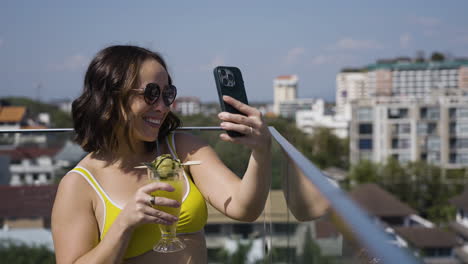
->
[[273, 75, 298, 115], [349, 89, 468, 169], [345, 58, 468, 167], [335, 70, 368, 121]]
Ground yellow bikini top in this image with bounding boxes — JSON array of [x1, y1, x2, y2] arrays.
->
[[70, 133, 207, 259]]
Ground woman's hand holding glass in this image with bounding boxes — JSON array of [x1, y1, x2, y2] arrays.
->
[[147, 167, 186, 253], [117, 181, 180, 232]]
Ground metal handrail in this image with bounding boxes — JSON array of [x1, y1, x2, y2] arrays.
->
[[269, 127, 420, 264], [0, 127, 224, 133], [0, 126, 420, 263]]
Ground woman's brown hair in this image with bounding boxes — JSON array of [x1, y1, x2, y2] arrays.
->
[[72, 45, 181, 153]]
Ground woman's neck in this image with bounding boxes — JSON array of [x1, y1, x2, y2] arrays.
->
[[96, 141, 156, 170]]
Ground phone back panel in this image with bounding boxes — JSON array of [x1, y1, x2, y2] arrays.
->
[[213, 66, 249, 137], [213, 66, 249, 115]]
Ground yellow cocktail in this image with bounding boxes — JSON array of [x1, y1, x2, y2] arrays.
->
[[151, 179, 184, 235], [146, 154, 186, 253]]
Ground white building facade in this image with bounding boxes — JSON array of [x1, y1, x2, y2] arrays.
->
[[273, 75, 298, 116], [173, 97, 201, 116], [296, 99, 349, 139], [347, 59, 468, 167], [335, 71, 368, 121]]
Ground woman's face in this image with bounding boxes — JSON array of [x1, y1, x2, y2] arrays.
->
[[129, 59, 171, 143]]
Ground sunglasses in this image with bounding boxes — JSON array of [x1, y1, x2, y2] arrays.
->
[[135, 83, 177, 106]]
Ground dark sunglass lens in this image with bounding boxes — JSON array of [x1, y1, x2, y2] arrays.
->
[[144, 83, 160, 104], [163, 85, 177, 106]]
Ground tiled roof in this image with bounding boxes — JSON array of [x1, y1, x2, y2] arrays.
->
[[0, 185, 58, 218], [0, 106, 26, 122], [394, 227, 459, 248], [450, 187, 468, 212], [0, 147, 62, 161], [350, 183, 417, 217], [449, 222, 468, 240]]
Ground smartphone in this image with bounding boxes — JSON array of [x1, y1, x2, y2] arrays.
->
[[213, 66, 249, 137]]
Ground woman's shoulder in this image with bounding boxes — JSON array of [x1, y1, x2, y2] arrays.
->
[[57, 154, 98, 196], [172, 131, 210, 161]]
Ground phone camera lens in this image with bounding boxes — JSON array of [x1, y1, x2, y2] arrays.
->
[[220, 69, 226, 76], [228, 74, 234, 81], [222, 78, 228, 85]]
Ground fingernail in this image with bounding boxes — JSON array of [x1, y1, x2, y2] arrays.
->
[[218, 112, 227, 119], [220, 122, 227, 128]]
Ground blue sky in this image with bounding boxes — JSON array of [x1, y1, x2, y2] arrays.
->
[[1, 1, 467, 103]]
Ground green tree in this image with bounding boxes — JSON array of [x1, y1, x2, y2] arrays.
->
[[0, 240, 55, 264], [348, 160, 379, 185], [430, 52, 445, 62], [380, 157, 412, 204], [310, 127, 349, 170]]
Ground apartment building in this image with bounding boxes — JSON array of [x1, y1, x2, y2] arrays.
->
[[346, 59, 468, 167], [335, 70, 368, 120], [349, 89, 468, 169], [173, 96, 201, 116], [273, 75, 298, 116], [296, 99, 349, 138]]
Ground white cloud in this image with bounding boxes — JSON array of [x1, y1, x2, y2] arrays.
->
[[284, 47, 305, 65], [410, 16, 441, 27], [328, 38, 383, 51], [400, 33, 411, 48], [199, 55, 225, 71], [49, 54, 89, 71]]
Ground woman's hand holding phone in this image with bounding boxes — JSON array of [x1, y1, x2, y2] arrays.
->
[[217, 95, 271, 153]]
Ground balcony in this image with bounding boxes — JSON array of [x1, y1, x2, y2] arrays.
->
[[0, 127, 422, 263]]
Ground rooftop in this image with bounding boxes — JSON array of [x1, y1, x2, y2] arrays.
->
[[394, 227, 459, 248], [449, 187, 468, 212], [367, 60, 468, 71], [0, 106, 26, 123], [0, 147, 62, 161], [0, 185, 58, 218], [350, 183, 417, 217]]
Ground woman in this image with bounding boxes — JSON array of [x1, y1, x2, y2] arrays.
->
[[51, 45, 272, 263]]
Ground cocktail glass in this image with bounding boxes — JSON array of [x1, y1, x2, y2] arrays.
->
[[148, 167, 186, 253]]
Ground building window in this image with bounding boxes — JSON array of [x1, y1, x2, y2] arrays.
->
[[451, 122, 468, 135], [427, 137, 440, 151], [232, 224, 253, 239], [450, 153, 468, 164], [388, 108, 408, 119], [450, 108, 468, 119], [273, 224, 297, 234], [357, 108, 373, 121], [392, 138, 410, 149], [358, 123, 373, 134], [204, 224, 221, 234], [420, 107, 440, 120], [359, 139, 373, 150], [392, 123, 411, 134]]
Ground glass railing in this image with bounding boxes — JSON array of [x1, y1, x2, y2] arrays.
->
[[0, 127, 421, 263]]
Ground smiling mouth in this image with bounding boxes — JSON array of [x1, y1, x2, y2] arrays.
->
[[143, 117, 162, 127]]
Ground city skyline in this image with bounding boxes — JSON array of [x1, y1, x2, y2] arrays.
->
[[1, 1, 468, 103]]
